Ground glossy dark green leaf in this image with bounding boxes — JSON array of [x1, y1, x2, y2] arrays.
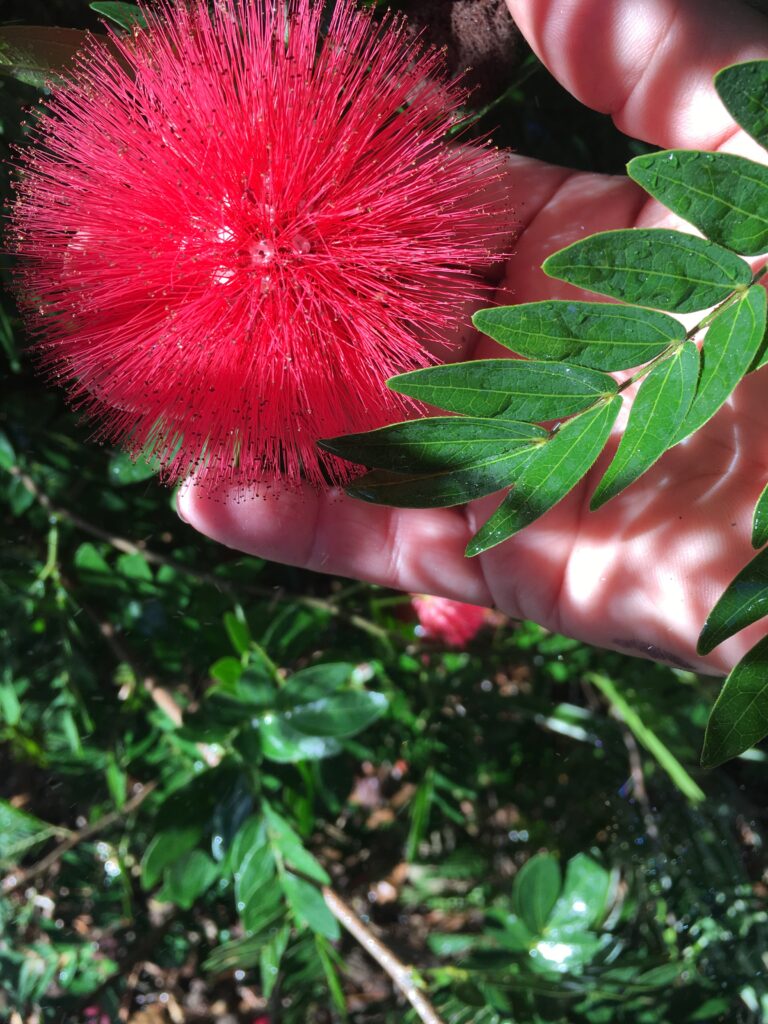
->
[[543, 229, 751, 313], [698, 547, 768, 655], [512, 853, 562, 934], [702, 636, 768, 768], [676, 286, 766, 442], [752, 480, 768, 549], [140, 825, 203, 889], [472, 301, 682, 370], [467, 397, 621, 556], [155, 850, 219, 909], [280, 663, 355, 705], [0, 26, 88, 86], [286, 690, 387, 738], [629, 151, 768, 256], [715, 59, 768, 151], [90, 1, 148, 30], [107, 449, 160, 486], [386, 361, 617, 421], [547, 854, 613, 933], [591, 342, 699, 509], [259, 717, 342, 762], [282, 873, 340, 940], [262, 801, 330, 884]]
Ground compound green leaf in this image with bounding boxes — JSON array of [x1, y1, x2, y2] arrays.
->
[[543, 229, 751, 313], [386, 361, 616, 421], [591, 342, 699, 509], [282, 873, 340, 940], [752, 480, 768, 549], [473, 301, 682, 370], [701, 636, 768, 768], [715, 59, 768, 151], [512, 853, 562, 934], [676, 285, 766, 442], [467, 396, 621, 556], [698, 547, 768, 655], [90, 2, 148, 30], [629, 151, 768, 256], [0, 26, 88, 87]]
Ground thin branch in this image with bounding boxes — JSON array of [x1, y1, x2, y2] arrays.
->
[[322, 887, 445, 1024], [1, 782, 157, 896]]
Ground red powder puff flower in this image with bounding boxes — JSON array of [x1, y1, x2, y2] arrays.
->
[[9, 0, 509, 489], [412, 595, 489, 647]]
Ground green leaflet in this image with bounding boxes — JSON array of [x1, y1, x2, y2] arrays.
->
[[591, 342, 699, 509], [752, 480, 768, 549], [386, 361, 617, 421], [467, 396, 622, 556], [0, 26, 88, 87], [321, 416, 546, 471], [328, 417, 546, 508], [281, 873, 340, 940], [697, 546, 768, 655], [715, 60, 768, 152], [473, 300, 681, 370], [701, 636, 768, 768], [90, 2, 148, 30], [344, 461, 534, 508], [675, 285, 766, 443], [543, 229, 751, 313], [629, 151, 768, 256]]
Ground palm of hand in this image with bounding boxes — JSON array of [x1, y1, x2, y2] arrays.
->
[[180, 0, 768, 675]]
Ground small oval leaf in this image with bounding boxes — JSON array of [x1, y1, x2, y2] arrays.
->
[[702, 636, 768, 768], [676, 285, 766, 443], [715, 60, 768, 152], [473, 300, 682, 370], [512, 853, 562, 935], [591, 342, 699, 509], [752, 480, 768, 549], [543, 229, 751, 314], [629, 150, 768, 256], [282, 873, 340, 940], [467, 396, 622, 556], [387, 360, 617, 421], [697, 546, 768, 655]]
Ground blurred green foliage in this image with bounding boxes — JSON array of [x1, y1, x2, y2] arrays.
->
[[1, 2, 768, 1023]]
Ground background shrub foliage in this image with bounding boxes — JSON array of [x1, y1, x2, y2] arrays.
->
[[2, 3, 768, 1023]]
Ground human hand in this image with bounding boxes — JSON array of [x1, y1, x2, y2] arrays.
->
[[178, 0, 768, 676]]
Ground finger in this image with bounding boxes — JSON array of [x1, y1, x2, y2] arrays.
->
[[177, 481, 494, 605], [506, 0, 768, 156]]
